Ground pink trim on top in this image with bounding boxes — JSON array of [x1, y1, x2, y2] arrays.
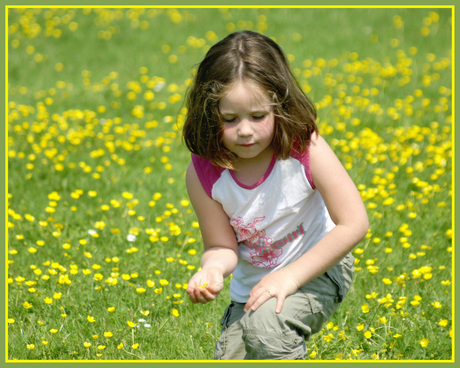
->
[[291, 147, 316, 189], [191, 154, 225, 198], [192, 147, 315, 197], [230, 154, 277, 190]]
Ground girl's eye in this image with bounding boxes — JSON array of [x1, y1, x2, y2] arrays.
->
[[223, 117, 236, 123], [253, 114, 266, 120]]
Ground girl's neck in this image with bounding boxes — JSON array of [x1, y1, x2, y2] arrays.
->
[[231, 146, 275, 187]]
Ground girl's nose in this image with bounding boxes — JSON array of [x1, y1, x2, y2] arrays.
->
[[237, 119, 253, 136]]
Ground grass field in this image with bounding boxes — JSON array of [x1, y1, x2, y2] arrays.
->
[[7, 7, 453, 361]]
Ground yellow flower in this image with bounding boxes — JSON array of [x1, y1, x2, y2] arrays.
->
[[122, 191, 133, 199], [127, 320, 138, 327], [84, 342, 91, 348], [382, 278, 392, 285], [136, 287, 146, 294], [419, 338, 429, 347], [23, 302, 33, 309], [171, 308, 179, 317], [117, 343, 124, 349], [132, 343, 140, 349], [432, 301, 442, 309], [27, 344, 35, 350], [50, 328, 58, 334], [439, 319, 448, 327], [364, 330, 372, 339], [106, 278, 118, 286], [361, 304, 370, 313], [8, 318, 15, 324], [87, 316, 96, 323], [107, 307, 116, 313], [104, 332, 113, 338]]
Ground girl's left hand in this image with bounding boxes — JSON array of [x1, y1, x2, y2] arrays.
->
[[244, 267, 300, 314]]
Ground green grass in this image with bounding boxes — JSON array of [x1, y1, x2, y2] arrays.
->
[[7, 7, 452, 361]]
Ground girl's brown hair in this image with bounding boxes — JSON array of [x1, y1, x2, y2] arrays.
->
[[182, 30, 317, 169]]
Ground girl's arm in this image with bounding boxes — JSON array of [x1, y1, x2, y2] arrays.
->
[[245, 132, 369, 313], [185, 162, 239, 304]]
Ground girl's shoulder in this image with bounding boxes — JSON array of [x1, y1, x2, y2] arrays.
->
[[191, 154, 226, 198]]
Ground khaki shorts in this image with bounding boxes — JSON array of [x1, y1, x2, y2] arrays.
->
[[214, 252, 354, 360]]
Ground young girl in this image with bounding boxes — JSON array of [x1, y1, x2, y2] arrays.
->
[[182, 30, 369, 360]]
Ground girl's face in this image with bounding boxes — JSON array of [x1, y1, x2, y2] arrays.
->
[[219, 81, 275, 166]]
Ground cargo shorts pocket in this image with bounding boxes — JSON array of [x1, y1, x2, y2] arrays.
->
[[325, 252, 355, 303], [243, 330, 307, 360], [298, 276, 341, 332]]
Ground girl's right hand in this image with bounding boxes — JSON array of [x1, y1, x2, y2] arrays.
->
[[186, 267, 224, 304]]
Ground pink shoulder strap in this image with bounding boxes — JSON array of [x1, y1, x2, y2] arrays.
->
[[191, 154, 225, 198], [291, 147, 316, 189]]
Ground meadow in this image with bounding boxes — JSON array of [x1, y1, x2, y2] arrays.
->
[[7, 7, 452, 361]]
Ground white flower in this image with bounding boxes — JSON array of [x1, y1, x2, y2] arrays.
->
[[144, 324, 151, 328], [138, 319, 146, 323], [88, 229, 97, 235], [127, 234, 137, 242], [154, 81, 165, 91]]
